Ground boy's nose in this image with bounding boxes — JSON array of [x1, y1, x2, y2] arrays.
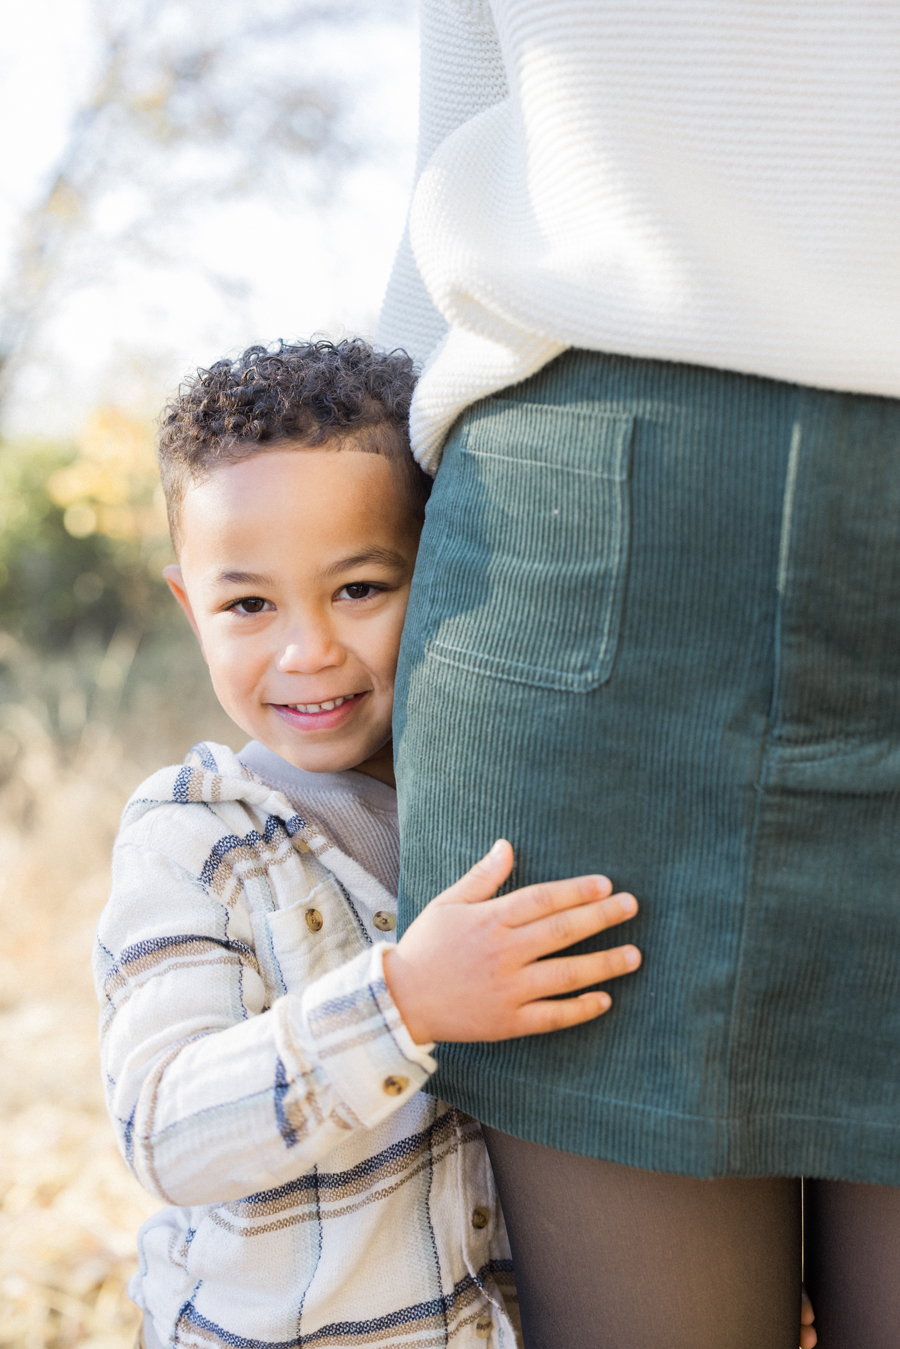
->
[[277, 638, 343, 674]]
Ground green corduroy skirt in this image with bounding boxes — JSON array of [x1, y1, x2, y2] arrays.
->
[[393, 349, 900, 1184]]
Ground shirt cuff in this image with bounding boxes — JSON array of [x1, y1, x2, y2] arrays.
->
[[296, 943, 437, 1128]]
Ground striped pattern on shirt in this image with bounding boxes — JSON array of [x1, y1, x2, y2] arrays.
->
[[94, 741, 520, 1349]]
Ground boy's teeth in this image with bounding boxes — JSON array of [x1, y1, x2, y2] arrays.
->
[[291, 695, 349, 713]]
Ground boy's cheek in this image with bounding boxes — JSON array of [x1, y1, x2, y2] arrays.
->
[[203, 648, 253, 722], [374, 604, 412, 670], [202, 628, 248, 680], [206, 667, 238, 717], [199, 637, 227, 684]]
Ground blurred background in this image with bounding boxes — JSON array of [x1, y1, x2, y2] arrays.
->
[[0, 2, 417, 1343]]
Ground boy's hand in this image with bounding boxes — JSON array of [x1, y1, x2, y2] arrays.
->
[[383, 840, 640, 1045], [800, 1286, 817, 1348]]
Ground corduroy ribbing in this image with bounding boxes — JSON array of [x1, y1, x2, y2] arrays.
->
[[393, 349, 900, 1184]]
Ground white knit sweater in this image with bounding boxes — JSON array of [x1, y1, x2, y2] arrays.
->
[[378, 0, 900, 473]]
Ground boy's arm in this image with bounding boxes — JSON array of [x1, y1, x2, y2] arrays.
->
[[96, 833, 435, 1208], [97, 813, 639, 1209]]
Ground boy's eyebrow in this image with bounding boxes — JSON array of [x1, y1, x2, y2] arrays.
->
[[214, 570, 275, 587], [322, 548, 409, 577]]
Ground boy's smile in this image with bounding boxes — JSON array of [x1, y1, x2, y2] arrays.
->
[[164, 443, 422, 784]]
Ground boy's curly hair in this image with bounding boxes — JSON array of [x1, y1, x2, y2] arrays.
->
[[158, 339, 427, 547]]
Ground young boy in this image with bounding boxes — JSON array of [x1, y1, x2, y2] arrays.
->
[[94, 340, 641, 1349]]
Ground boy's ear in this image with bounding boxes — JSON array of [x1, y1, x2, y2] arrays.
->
[[163, 565, 207, 661]]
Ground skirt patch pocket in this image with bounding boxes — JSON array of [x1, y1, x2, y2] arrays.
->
[[422, 399, 633, 692]]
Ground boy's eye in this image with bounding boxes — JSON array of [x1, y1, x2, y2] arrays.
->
[[232, 596, 268, 614], [341, 583, 376, 600]]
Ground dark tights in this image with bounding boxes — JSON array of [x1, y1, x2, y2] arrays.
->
[[483, 1128, 900, 1349], [804, 1177, 900, 1347]]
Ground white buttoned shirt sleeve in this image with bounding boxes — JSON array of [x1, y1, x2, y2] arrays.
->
[[97, 762, 434, 1205]]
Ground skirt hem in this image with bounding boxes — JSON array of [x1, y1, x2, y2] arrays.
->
[[425, 1066, 900, 1187]]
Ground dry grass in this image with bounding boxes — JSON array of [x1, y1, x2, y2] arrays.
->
[[0, 639, 240, 1348]]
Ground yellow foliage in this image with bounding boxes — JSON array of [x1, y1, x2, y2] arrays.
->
[[45, 182, 82, 221], [46, 410, 168, 545]]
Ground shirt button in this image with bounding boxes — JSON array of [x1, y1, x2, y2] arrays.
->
[[382, 1075, 409, 1096], [373, 911, 396, 931], [471, 1206, 491, 1229], [304, 909, 324, 932], [292, 836, 310, 853], [475, 1316, 492, 1338]]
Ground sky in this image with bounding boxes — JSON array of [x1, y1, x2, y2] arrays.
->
[[0, 0, 419, 438]]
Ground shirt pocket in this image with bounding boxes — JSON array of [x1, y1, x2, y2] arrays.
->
[[420, 399, 633, 692], [254, 880, 369, 997]]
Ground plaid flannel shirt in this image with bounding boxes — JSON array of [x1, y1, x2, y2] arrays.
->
[[94, 741, 520, 1349]]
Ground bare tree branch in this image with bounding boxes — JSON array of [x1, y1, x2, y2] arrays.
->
[[0, 0, 408, 411]]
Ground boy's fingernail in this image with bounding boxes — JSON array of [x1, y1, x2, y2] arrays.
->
[[625, 946, 641, 967], [490, 840, 506, 858]]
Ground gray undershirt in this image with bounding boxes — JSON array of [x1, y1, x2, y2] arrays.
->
[[237, 740, 400, 896]]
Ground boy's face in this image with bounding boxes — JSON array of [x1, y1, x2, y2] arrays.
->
[[164, 443, 421, 783]]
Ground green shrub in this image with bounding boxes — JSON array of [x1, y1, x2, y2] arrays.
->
[[0, 411, 175, 651], [0, 411, 229, 755]]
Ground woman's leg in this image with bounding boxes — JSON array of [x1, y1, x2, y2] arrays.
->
[[484, 1127, 801, 1349], [805, 1178, 900, 1347]]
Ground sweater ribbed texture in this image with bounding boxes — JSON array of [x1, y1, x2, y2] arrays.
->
[[378, 0, 900, 472]]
